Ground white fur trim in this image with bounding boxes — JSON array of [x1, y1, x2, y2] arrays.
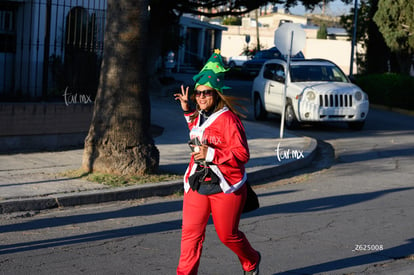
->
[[206, 147, 215, 162], [209, 165, 247, 193]]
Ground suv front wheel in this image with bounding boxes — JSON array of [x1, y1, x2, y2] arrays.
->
[[254, 94, 267, 120], [285, 103, 299, 129]]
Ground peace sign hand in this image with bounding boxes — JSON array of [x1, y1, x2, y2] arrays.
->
[[174, 85, 190, 112]]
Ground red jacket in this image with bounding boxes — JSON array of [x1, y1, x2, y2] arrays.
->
[[183, 107, 250, 193]]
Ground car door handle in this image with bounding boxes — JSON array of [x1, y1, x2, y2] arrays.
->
[[268, 84, 274, 93], [268, 84, 275, 93]]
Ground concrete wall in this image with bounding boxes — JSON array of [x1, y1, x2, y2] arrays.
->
[[303, 39, 355, 75], [220, 26, 359, 75], [0, 103, 93, 153]]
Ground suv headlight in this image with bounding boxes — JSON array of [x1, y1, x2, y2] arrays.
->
[[355, 91, 362, 101], [306, 91, 316, 101]]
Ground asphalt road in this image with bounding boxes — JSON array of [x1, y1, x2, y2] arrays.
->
[[0, 80, 413, 274]]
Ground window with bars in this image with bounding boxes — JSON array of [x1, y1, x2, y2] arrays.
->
[[0, 8, 16, 53]]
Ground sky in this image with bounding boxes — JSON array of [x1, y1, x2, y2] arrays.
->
[[276, 0, 354, 16]]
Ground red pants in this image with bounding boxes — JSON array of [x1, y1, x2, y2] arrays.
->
[[177, 184, 259, 274]]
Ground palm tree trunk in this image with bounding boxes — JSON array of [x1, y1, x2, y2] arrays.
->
[[82, 0, 159, 175]]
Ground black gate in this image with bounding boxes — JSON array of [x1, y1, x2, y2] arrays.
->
[[0, 0, 106, 101]]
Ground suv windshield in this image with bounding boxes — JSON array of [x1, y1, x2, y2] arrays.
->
[[290, 64, 348, 83]]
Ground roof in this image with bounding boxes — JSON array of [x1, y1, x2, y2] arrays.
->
[[180, 15, 228, 31], [265, 58, 338, 66], [291, 58, 337, 65], [301, 25, 348, 36]]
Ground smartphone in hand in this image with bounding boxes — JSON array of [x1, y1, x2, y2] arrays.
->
[[188, 137, 202, 152]]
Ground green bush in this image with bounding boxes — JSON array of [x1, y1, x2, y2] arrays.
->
[[317, 24, 328, 39], [355, 73, 414, 110], [222, 16, 241, 26]]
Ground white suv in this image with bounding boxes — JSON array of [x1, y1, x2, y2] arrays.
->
[[251, 59, 369, 130]]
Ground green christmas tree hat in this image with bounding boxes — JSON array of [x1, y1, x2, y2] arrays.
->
[[193, 49, 231, 94]]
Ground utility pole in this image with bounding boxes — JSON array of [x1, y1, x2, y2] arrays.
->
[[349, 0, 358, 76], [322, 0, 326, 15], [255, 8, 260, 51]]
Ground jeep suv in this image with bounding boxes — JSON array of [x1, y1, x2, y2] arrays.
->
[[251, 58, 369, 130]]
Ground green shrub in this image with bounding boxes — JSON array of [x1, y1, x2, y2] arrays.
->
[[355, 73, 414, 110], [222, 16, 241, 26], [317, 24, 328, 39]]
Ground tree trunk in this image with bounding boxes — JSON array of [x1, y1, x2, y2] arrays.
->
[[82, 0, 159, 175]]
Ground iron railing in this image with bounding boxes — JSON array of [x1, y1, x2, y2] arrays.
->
[[0, 0, 106, 101]]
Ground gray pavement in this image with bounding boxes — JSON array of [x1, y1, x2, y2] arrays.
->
[[0, 73, 317, 214], [1, 74, 414, 275]]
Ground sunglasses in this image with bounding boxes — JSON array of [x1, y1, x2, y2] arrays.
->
[[195, 89, 215, 97]]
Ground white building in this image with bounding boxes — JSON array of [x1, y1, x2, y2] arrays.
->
[[220, 10, 360, 75]]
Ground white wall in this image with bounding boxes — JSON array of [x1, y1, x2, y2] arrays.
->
[[304, 39, 356, 75], [220, 34, 274, 57], [221, 29, 359, 75]]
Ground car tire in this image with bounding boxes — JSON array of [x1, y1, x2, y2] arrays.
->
[[254, 94, 267, 120], [285, 103, 299, 129], [348, 121, 365, 130]]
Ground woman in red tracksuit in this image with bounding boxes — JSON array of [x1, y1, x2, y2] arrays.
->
[[174, 79, 261, 275]]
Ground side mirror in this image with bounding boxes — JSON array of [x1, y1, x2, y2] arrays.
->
[[273, 70, 285, 83], [273, 75, 285, 83]]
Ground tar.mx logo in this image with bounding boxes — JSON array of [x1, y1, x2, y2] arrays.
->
[[63, 87, 94, 106], [275, 142, 305, 162]]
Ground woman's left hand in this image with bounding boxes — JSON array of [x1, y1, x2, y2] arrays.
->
[[191, 144, 208, 161], [174, 85, 190, 112]]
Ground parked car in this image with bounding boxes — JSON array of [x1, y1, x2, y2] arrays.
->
[[251, 58, 369, 130], [242, 47, 304, 76], [227, 52, 252, 68]]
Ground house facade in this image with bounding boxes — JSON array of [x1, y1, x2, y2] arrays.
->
[[0, 1, 225, 101], [0, 0, 107, 100], [176, 15, 227, 72]]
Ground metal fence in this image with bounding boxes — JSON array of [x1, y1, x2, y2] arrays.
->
[[0, 0, 107, 101]]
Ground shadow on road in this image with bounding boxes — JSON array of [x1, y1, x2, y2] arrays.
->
[[1, 187, 412, 259], [274, 238, 414, 275], [249, 187, 412, 216]]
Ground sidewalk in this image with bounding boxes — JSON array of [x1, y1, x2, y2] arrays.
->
[[0, 74, 317, 214]]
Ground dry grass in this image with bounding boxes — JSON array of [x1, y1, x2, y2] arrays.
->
[[59, 169, 181, 187]]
